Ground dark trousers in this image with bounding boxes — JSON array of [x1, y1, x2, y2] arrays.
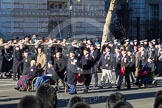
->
[[117, 69, 131, 88], [93, 71, 98, 85], [0, 56, 3, 72], [156, 61, 162, 75], [84, 74, 92, 89], [92, 65, 98, 85], [115, 68, 120, 80], [13, 64, 22, 80]]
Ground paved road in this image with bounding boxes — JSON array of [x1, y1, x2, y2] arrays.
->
[[0, 77, 162, 108]]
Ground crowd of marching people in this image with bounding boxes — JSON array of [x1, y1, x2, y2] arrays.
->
[[0, 34, 161, 94]]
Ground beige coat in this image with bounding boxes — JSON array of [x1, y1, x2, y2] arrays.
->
[[36, 52, 47, 69]]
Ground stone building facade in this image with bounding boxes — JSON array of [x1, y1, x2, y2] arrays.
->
[[0, 0, 49, 39], [0, 0, 162, 40], [69, 0, 105, 39], [0, 0, 105, 40]]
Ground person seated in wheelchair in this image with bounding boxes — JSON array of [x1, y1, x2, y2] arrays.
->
[[144, 57, 156, 76], [34, 61, 59, 90], [140, 58, 155, 76], [14, 60, 37, 91], [136, 57, 156, 86]]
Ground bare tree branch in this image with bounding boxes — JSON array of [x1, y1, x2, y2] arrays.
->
[[101, 0, 120, 51]]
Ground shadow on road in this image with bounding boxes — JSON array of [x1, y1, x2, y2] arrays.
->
[[0, 91, 157, 108], [0, 97, 21, 102], [0, 96, 8, 98], [58, 91, 157, 107], [0, 104, 17, 108]]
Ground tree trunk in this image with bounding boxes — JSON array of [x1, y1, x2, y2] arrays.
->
[[101, 0, 118, 49]]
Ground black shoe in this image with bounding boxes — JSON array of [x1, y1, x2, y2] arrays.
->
[[99, 86, 103, 89], [135, 82, 139, 86], [93, 84, 98, 87], [0, 73, 2, 78], [108, 85, 112, 88], [127, 87, 131, 90], [14, 87, 20, 91], [156, 74, 159, 76], [83, 89, 88, 93], [19, 87, 25, 91], [55, 86, 60, 93], [157, 74, 162, 77], [116, 86, 121, 90]]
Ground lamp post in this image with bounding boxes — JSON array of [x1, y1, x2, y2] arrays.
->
[[136, 17, 140, 41], [67, 0, 73, 38]]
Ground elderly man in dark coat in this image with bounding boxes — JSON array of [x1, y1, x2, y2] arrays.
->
[[67, 50, 78, 94], [89, 44, 100, 87], [79, 48, 94, 93], [54, 52, 67, 89]]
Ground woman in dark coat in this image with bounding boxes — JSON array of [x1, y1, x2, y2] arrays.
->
[[13, 46, 23, 80], [22, 50, 32, 75]]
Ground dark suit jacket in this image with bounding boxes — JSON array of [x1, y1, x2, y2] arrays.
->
[[26, 66, 37, 77], [67, 57, 78, 73], [101, 52, 113, 70], [144, 62, 156, 73], [13, 49, 23, 73], [54, 56, 67, 79], [121, 54, 130, 67], [23, 56, 32, 75], [67, 57, 78, 85], [79, 54, 93, 74], [147, 46, 156, 59], [127, 55, 135, 72], [113, 53, 122, 70], [90, 49, 101, 73]]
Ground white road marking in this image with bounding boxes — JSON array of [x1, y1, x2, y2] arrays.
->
[[0, 89, 15, 92], [0, 84, 16, 86], [0, 81, 16, 83]]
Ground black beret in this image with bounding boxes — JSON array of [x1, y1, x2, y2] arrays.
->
[[84, 48, 90, 52], [105, 46, 111, 50], [69, 49, 75, 54], [105, 41, 108, 43], [108, 41, 113, 44], [24, 49, 29, 53], [144, 39, 148, 42], [115, 46, 120, 50], [89, 44, 95, 47], [125, 39, 129, 42]]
